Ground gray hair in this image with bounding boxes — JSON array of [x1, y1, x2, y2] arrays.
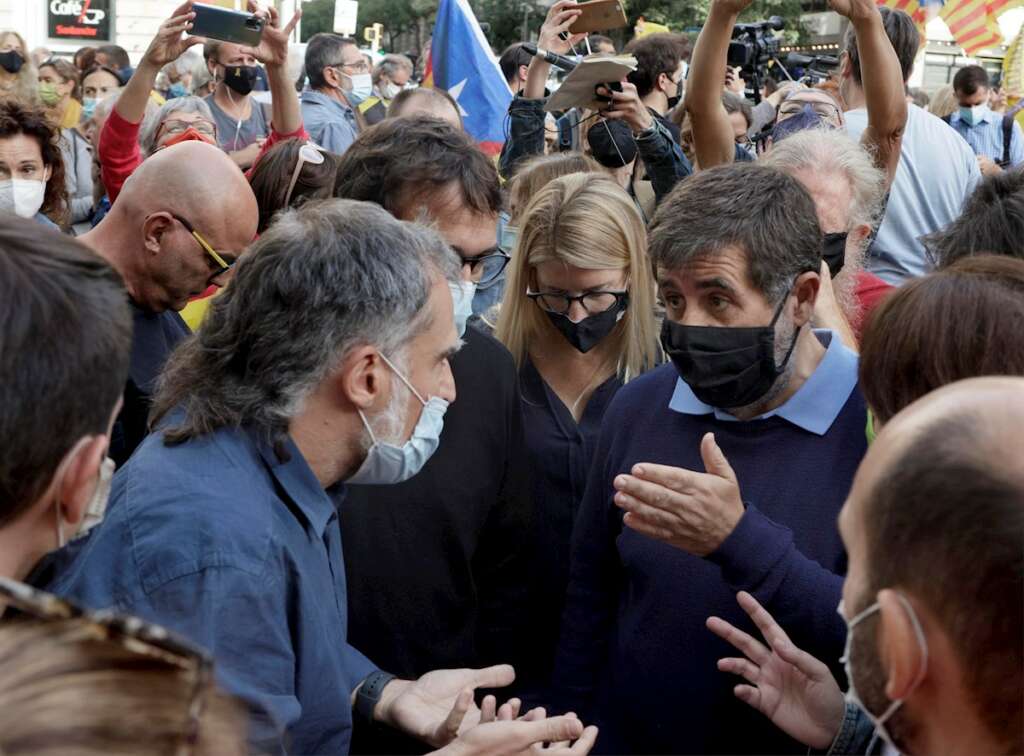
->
[[763, 129, 885, 242], [139, 96, 215, 156], [649, 163, 822, 305], [150, 199, 460, 454], [305, 33, 357, 91], [373, 54, 413, 86]]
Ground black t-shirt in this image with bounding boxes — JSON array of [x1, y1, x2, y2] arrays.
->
[[110, 302, 189, 467]]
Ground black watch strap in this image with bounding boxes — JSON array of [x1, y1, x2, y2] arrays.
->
[[355, 670, 396, 722]]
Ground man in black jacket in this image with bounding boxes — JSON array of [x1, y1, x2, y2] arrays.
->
[[333, 117, 538, 754]]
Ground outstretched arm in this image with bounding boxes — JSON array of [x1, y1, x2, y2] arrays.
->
[[687, 0, 751, 170]]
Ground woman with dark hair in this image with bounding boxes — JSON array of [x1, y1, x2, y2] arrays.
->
[[81, 65, 123, 120], [0, 99, 69, 229], [248, 138, 340, 233], [859, 254, 1024, 426]]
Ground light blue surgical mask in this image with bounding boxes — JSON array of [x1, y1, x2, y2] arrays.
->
[[449, 280, 476, 338], [168, 82, 189, 99], [347, 353, 449, 485], [959, 104, 988, 126], [838, 594, 929, 753], [82, 97, 97, 119], [500, 224, 518, 254], [343, 72, 373, 106]]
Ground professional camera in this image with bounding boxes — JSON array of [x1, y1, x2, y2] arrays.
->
[[784, 51, 839, 86], [728, 16, 784, 103]]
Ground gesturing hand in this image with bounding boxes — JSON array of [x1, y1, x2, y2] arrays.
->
[[827, 0, 881, 23], [142, 1, 204, 70], [434, 701, 598, 756], [711, 0, 756, 17], [613, 432, 744, 556], [379, 665, 516, 748], [706, 591, 846, 750], [238, 0, 300, 69], [538, 1, 587, 56]]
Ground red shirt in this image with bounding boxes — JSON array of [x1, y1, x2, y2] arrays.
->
[[853, 270, 894, 340]]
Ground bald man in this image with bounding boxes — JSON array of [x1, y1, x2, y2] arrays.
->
[[707, 377, 1024, 756], [79, 141, 258, 466]]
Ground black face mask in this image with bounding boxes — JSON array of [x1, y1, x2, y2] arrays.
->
[[222, 65, 259, 96], [544, 295, 629, 354], [666, 76, 683, 109], [823, 232, 848, 278], [0, 49, 24, 74], [660, 293, 799, 409]]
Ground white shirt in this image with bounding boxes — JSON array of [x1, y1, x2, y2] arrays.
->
[[845, 104, 981, 285]]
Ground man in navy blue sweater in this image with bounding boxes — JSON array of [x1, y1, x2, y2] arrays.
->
[[553, 163, 868, 754]]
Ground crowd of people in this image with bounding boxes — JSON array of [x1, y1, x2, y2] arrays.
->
[[0, 0, 1022, 754]]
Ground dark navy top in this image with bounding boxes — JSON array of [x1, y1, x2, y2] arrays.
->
[[553, 331, 867, 754], [46, 416, 378, 755], [519, 357, 622, 686]]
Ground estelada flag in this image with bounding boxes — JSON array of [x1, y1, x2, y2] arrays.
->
[[423, 0, 513, 156]]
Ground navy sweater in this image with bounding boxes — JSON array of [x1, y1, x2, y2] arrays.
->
[[552, 363, 868, 754]]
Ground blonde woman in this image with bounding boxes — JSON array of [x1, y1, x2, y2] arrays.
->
[[0, 32, 38, 105], [495, 172, 658, 683]]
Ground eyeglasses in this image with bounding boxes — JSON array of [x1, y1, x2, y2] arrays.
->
[[334, 59, 370, 74], [527, 289, 628, 316], [461, 248, 511, 287], [284, 142, 327, 208], [170, 214, 235, 281], [157, 119, 217, 140], [0, 577, 212, 756], [778, 100, 842, 120]]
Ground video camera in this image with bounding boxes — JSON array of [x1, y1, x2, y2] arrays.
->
[[728, 16, 784, 103], [784, 51, 839, 86]]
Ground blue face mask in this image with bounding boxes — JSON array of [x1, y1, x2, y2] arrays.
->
[[347, 353, 449, 486], [449, 280, 476, 338], [168, 82, 189, 99], [771, 104, 830, 144], [82, 98, 97, 119], [959, 104, 987, 126]]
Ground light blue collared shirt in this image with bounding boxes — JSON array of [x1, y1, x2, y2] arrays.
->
[[668, 330, 858, 436], [948, 107, 1024, 167]]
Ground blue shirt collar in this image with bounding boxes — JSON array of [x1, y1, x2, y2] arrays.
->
[[668, 329, 858, 436], [254, 432, 336, 536], [300, 88, 354, 115]]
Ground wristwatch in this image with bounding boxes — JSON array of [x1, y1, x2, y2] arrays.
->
[[355, 670, 396, 722]]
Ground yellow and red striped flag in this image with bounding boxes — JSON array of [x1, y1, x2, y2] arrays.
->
[[877, 0, 929, 36], [941, 0, 1003, 55]]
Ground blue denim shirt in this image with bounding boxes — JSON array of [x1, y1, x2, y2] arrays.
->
[[46, 416, 378, 755], [301, 89, 360, 156]]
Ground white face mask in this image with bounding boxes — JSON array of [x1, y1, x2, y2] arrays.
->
[[55, 455, 115, 549], [839, 594, 929, 752], [959, 104, 988, 126], [347, 353, 449, 486], [0, 178, 47, 219], [449, 279, 476, 338], [382, 82, 402, 100], [343, 72, 373, 105]]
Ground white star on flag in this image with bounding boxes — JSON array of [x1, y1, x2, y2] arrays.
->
[[447, 79, 470, 117]]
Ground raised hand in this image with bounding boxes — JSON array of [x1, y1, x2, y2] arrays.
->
[[379, 665, 516, 748], [238, 0, 300, 69], [596, 80, 654, 134], [828, 0, 881, 23], [706, 591, 846, 750], [537, 1, 587, 56], [710, 0, 755, 17], [142, 1, 204, 70]]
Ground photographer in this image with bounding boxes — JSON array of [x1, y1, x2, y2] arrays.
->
[[499, 1, 691, 207], [686, 0, 904, 182]]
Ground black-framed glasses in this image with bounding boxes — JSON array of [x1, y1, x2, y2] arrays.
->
[[461, 248, 511, 286], [0, 577, 213, 755], [527, 289, 628, 316], [170, 213, 236, 281]]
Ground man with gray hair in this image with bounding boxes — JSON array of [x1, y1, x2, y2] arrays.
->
[[554, 163, 867, 754], [301, 33, 369, 155], [763, 129, 892, 346], [44, 199, 591, 755], [360, 53, 415, 125]]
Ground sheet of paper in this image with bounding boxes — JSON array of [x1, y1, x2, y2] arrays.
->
[[545, 55, 638, 113]]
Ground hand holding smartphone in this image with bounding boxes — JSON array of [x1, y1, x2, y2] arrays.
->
[[189, 3, 265, 46]]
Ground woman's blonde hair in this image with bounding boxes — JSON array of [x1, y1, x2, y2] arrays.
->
[[0, 618, 248, 756], [496, 172, 658, 382], [0, 32, 39, 105], [507, 152, 599, 221], [929, 84, 958, 119]]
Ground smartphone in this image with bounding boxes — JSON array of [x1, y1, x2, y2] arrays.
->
[[189, 3, 265, 47], [569, 0, 629, 35]]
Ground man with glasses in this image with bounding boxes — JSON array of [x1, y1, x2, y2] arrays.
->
[[77, 140, 258, 467], [301, 33, 370, 156], [333, 117, 538, 754]]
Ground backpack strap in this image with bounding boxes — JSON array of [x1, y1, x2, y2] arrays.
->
[[1000, 114, 1013, 168]]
